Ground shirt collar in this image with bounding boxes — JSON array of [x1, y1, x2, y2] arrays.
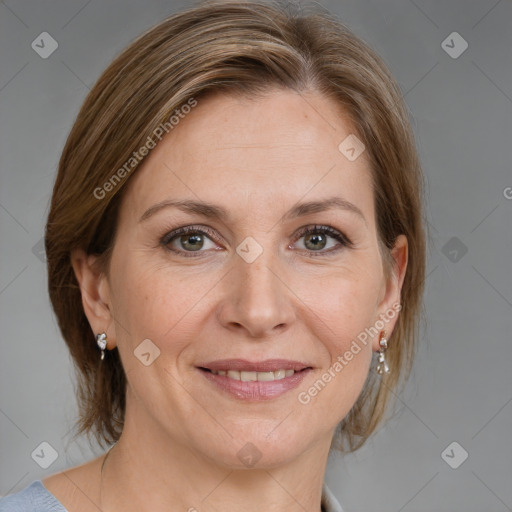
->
[[321, 482, 344, 512]]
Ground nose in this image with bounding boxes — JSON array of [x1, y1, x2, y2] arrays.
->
[[216, 247, 296, 339]]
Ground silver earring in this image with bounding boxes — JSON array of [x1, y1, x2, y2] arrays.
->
[[96, 333, 107, 360], [376, 331, 390, 375]]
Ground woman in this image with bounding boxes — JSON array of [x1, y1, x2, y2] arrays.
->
[[0, 1, 425, 510]]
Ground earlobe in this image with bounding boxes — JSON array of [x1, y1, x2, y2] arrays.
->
[[71, 249, 115, 347]]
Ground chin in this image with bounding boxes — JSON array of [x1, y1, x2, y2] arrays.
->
[[192, 420, 319, 470]]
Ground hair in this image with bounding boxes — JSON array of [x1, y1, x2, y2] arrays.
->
[[45, 0, 426, 452]]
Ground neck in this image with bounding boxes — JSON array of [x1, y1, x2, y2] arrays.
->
[[100, 400, 333, 511]]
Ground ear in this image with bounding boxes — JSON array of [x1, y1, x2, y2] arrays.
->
[[71, 248, 117, 350], [373, 234, 408, 351]]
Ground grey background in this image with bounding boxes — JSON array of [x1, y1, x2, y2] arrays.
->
[[1, 0, 511, 510]]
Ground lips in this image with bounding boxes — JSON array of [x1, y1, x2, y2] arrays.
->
[[196, 359, 313, 401]]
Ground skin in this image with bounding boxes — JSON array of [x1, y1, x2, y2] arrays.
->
[[44, 89, 407, 511]]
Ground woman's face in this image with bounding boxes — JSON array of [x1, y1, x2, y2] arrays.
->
[[81, 89, 406, 468]]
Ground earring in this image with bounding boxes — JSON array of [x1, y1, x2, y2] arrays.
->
[[376, 331, 390, 375], [96, 333, 107, 360]]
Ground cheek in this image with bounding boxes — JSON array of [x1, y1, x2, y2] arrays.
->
[[109, 255, 218, 356], [291, 261, 380, 413], [299, 295, 374, 423], [291, 256, 382, 344], [328, 280, 381, 355]]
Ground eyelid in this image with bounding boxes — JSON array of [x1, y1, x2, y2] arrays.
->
[[160, 223, 354, 257], [160, 224, 221, 246], [291, 224, 354, 249]]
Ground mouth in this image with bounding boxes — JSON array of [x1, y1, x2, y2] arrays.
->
[[196, 359, 313, 401], [201, 368, 298, 381]]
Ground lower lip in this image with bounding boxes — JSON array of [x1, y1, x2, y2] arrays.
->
[[198, 368, 311, 401]]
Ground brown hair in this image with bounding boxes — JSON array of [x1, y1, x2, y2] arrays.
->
[[46, 0, 426, 451]]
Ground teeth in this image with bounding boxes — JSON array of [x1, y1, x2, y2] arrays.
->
[[211, 369, 297, 381], [241, 371, 257, 382], [256, 371, 274, 382]]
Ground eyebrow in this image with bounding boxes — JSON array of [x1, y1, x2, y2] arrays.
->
[[139, 196, 366, 225]]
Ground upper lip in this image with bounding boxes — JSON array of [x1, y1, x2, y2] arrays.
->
[[198, 359, 311, 372]]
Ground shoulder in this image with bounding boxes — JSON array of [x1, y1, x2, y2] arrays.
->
[[1, 455, 104, 512], [0, 481, 67, 511], [41, 455, 104, 512]]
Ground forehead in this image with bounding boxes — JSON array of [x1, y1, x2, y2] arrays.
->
[[120, 89, 375, 226]]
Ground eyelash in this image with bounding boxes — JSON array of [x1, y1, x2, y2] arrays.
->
[[160, 224, 354, 258]]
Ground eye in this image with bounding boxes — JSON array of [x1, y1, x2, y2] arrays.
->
[[291, 225, 353, 256], [161, 225, 220, 257], [161, 224, 353, 258]]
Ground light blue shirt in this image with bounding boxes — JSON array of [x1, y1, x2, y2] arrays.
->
[[0, 480, 343, 511]]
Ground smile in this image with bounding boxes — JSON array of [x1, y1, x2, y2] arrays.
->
[[208, 369, 296, 381], [196, 359, 312, 401]]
